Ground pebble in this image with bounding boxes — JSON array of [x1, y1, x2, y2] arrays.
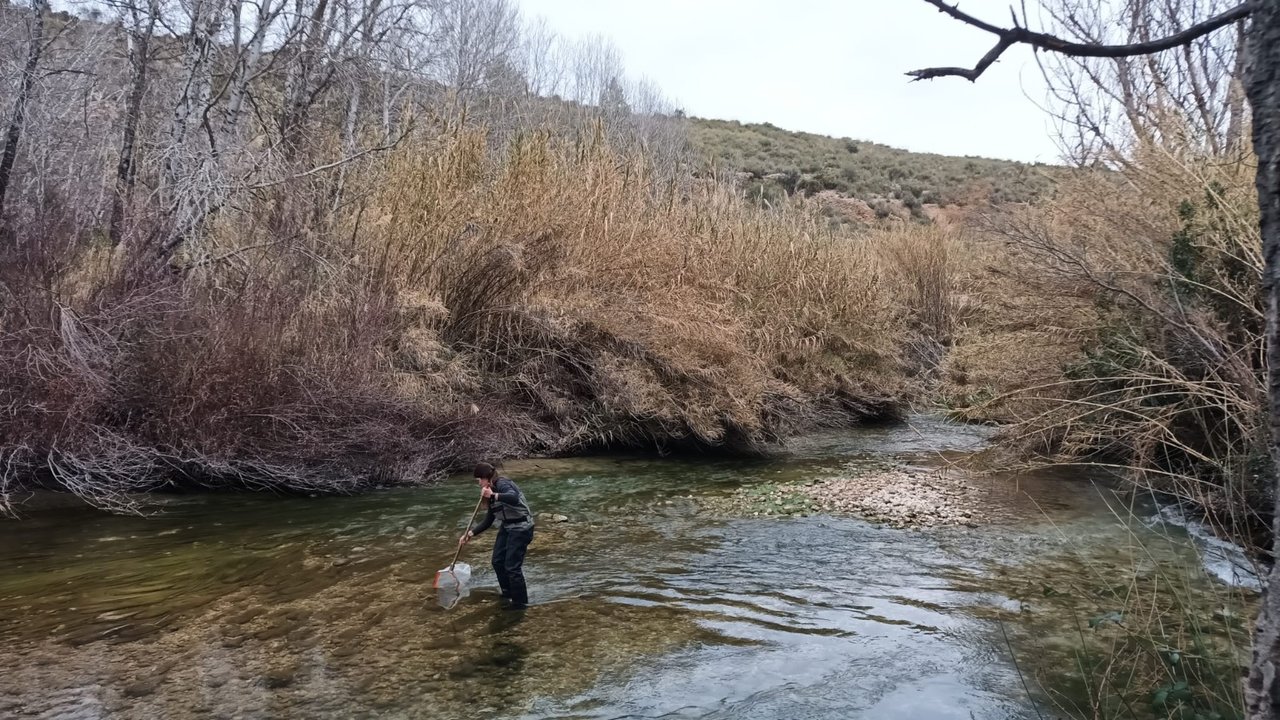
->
[[123, 677, 163, 697], [261, 667, 296, 689]]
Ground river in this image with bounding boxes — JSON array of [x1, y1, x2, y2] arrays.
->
[[0, 416, 1259, 719]]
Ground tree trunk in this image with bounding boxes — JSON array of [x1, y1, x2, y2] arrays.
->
[[161, 0, 225, 259], [109, 1, 157, 246], [330, 78, 362, 211], [1227, 19, 1249, 156], [0, 0, 46, 216], [279, 0, 331, 158], [221, 0, 278, 142], [1247, 2, 1280, 718]]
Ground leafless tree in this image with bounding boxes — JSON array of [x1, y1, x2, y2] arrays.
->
[[0, 0, 685, 256], [0, 1, 117, 231], [0, 0, 47, 215], [521, 14, 564, 98], [1248, 6, 1280, 715], [567, 34, 624, 108], [434, 0, 521, 101], [139, 0, 431, 256], [1034, 0, 1249, 163], [158, 0, 231, 251], [107, 0, 160, 244], [908, 2, 1280, 717]]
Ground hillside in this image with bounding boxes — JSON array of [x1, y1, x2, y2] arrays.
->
[[688, 117, 1058, 209]]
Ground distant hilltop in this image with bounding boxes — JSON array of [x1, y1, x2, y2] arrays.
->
[[688, 117, 1060, 221]]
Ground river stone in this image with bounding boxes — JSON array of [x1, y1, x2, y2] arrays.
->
[[123, 676, 163, 697], [335, 625, 364, 642], [331, 643, 360, 658], [253, 619, 298, 641], [352, 675, 376, 693], [287, 627, 316, 647], [227, 606, 266, 625], [261, 663, 299, 689]]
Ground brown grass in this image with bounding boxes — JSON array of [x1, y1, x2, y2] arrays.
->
[[872, 224, 979, 380], [362, 127, 910, 450]]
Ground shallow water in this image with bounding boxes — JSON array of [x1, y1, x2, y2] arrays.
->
[[0, 415, 1256, 719]]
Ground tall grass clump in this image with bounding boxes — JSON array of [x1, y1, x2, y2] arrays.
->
[[872, 223, 978, 382], [363, 126, 908, 453]]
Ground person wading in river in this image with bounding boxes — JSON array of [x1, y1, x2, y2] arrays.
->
[[458, 462, 535, 610]]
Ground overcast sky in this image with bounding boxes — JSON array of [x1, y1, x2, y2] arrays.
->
[[518, 0, 1063, 163]]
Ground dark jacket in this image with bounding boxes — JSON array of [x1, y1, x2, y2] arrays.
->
[[470, 477, 534, 534]]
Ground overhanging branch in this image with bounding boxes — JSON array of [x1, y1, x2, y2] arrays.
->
[[907, 0, 1252, 82]]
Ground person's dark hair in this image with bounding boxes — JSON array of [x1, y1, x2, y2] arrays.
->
[[473, 462, 496, 480]]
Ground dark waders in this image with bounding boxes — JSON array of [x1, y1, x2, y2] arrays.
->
[[492, 523, 533, 607]]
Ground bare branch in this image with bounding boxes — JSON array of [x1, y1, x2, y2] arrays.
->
[[242, 124, 413, 191], [907, 0, 1251, 82]]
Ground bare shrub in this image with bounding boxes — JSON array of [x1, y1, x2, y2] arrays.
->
[[950, 149, 1265, 546]]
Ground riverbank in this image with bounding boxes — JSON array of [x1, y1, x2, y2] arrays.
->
[[0, 400, 905, 518], [1, 129, 918, 517]]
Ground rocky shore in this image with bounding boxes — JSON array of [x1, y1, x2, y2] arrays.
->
[[699, 461, 989, 529]]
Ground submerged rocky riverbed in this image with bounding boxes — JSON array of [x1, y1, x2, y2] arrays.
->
[[0, 416, 1260, 719]]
